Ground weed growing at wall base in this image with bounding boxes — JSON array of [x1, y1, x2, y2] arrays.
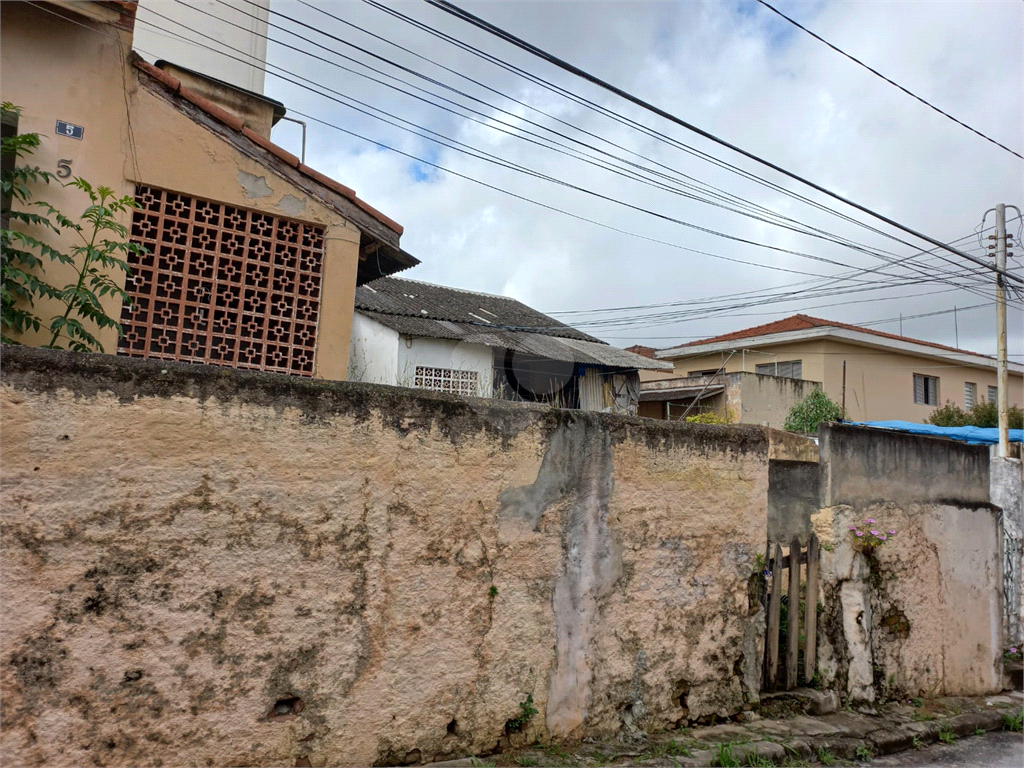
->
[[1003, 712, 1022, 732], [505, 694, 538, 734], [849, 518, 895, 553]]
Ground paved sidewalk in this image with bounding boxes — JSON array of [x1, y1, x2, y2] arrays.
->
[[438, 690, 1023, 767]]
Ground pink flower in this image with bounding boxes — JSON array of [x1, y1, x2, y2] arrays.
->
[[870, 530, 879, 536], [865, 518, 875, 524], [849, 526, 858, 531], [1011, 647, 1018, 654], [856, 532, 863, 537], [888, 530, 897, 535], [879, 534, 887, 541]]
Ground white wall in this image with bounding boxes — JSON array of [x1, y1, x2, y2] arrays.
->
[[348, 313, 400, 386], [133, 0, 270, 94], [398, 337, 494, 398]]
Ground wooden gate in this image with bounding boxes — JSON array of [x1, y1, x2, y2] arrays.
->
[[763, 533, 821, 691]]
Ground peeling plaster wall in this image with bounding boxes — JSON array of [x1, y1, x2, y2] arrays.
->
[[0, 347, 769, 768], [814, 425, 1003, 703]]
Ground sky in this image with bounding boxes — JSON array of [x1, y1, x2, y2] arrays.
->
[[138, 0, 1023, 359]]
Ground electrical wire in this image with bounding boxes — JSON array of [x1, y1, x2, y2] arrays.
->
[[755, 0, 1023, 160], [423, 0, 1023, 284]]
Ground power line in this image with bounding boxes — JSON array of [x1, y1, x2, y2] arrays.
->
[[755, 0, 1023, 161], [133, 4, 1011, 315], [424, 0, 1024, 284], [136, 5, 991, 296]]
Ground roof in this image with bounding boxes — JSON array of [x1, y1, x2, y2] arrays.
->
[[655, 313, 1013, 367], [624, 344, 657, 359], [154, 60, 287, 124], [356, 278, 672, 371], [131, 56, 407, 240]]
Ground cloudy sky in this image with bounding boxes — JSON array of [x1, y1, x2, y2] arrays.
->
[[138, 0, 1023, 358]]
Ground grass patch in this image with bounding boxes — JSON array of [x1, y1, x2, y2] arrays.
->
[[1002, 712, 1022, 732], [938, 728, 956, 744], [816, 746, 834, 766], [745, 754, 776, 767], [518, 758, 539, 767], [855, 744, 874, 762], [714, 742, 740, 767]]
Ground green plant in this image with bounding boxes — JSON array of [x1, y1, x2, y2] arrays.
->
[[1003, 712, 1023, 732], [849, 517, 895, 553], [974, 727, 985, 736], [505, 694, 538, 734], [911, 736, 922, 751], [783, 389, 843, 434], [685, 408, 734, 425], [854, 744, 874, 762], [1, 103, 139, 350], [911, 697, 924, 708], [816, 746, 834, 765], [488, 585, 499, 598], [469, 759, 496, 768], [745, 754, 775, 767], [928, 399, 1023, 430], [713, 742, 740, 767], [937, 728, 955, 744], [518, 757, 539, 767], [666, 740, 689, 757], [911, 711, 935, 722]]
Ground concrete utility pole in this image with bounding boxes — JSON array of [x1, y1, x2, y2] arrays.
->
[[993, 204, 1009, 457]]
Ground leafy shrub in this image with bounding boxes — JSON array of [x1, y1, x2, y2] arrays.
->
[[783, 389, 843, 434], [927, 400, 1023, 430], [685, 408, 734, 424]]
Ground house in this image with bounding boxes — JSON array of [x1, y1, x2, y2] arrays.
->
[[349, 277, 672, 413], [1, 0, 415, 380], [637, 313, 1024, 423]]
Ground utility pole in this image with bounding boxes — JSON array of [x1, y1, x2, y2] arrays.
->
[[993, 204, 1009, 457]]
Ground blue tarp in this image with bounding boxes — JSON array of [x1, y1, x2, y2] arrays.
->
[[852, 420, 1024, 445]]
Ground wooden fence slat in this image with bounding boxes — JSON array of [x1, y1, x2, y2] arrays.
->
[[786, 535, 801, 690], [766, 543, 783, 688], [804, 533, 820, 683]]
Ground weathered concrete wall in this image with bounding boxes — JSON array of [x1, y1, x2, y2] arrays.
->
[[820, 423, 990, 509], [767, 460, 819, 545], [0, 346, 769, 768], [814, 425, 1003, 703], [990, 453, 1023, 646]]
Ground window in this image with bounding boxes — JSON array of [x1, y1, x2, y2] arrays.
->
[[964, 382, 977, 409], [414, 366, 478, 396], [755, 360, 803, 379], [913, 374, 940, 406], [989, 386, 998, 404], [688, 369, 720, 377]]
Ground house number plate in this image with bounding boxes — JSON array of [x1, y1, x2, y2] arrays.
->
[[55, 120, 84, 140]]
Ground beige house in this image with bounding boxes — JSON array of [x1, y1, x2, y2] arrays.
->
[[635, 314, 1024, 423], [1, 0, 415, 381]]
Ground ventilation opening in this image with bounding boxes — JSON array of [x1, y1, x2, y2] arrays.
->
[[267, 695, 304, 720]]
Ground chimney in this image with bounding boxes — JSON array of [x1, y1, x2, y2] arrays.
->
[[155, 61, 285, 139]]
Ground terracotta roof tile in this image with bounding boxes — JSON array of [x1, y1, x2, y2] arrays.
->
[[131, 55, 402, 236], [668, 313, 989, 359], [241, 126, 299, 168], [178, 86, 246, 133], [298, 163, 355, 198], [624, 344, 657, 359]]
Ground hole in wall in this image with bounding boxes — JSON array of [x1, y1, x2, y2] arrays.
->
[[446, 719, 459, 736], [267, 694, 304, 720]]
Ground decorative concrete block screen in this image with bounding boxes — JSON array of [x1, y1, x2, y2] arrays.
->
[[118, 185, 325, 376]]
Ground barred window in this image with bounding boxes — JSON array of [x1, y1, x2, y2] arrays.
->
[[118, 185, 324, 376], [989, 385, 998, 404], [414, 366, 478, 396]]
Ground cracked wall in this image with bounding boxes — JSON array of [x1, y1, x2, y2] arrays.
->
[[0, 347, 769, 767], [815, 425, 1003, 703]]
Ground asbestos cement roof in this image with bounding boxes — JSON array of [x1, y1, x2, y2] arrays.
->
[[356, 278, 672, 371]]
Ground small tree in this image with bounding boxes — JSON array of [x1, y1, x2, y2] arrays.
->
[[784, 388, 843, 434], [1, 102, 140, 350], [926, 400, 969, 427]]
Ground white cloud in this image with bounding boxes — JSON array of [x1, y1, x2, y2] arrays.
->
[[260, 0, 1023, 357]]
